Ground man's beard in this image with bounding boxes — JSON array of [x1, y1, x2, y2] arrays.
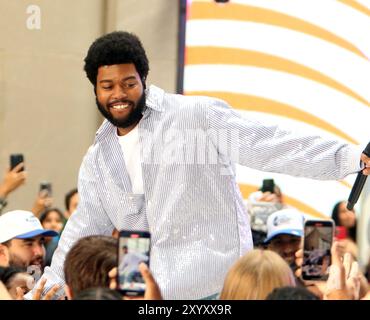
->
[[96, 92, 146, 129], [8, 252, 44, 271]]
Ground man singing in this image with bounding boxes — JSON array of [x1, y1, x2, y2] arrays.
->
[[29, 31, 370, 300]]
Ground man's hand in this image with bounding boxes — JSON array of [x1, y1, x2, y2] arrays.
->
[[294, 248, 325, 299], [257, 192, 280, 203], [108, 263, 162, 300], [0, 164, 27, 197], [15, 278, 60, 300], [294, 242, 350, 299], [324, 242, 361, 300], [361, 153, 370, 175], [294, 242, 346, 278]]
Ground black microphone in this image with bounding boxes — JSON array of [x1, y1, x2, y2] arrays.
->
[[347, 142, 370, 210]]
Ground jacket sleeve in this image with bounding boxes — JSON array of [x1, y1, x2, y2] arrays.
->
[[206, 98, 362, 180], [25, 146, 114, 300]]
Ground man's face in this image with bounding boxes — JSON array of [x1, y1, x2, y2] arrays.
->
[[96, 63, 145, 135], [68, 193, 79, 215], [41, 211, 64, 233], [65, 192, 79, 219], [338, 202, 356, 229], [268, 234, 302, 265], [7, 236, 46, 269], [0, 244, 10, 267]]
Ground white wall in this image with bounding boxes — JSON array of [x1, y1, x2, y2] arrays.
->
[[0, 0, 179, 212]]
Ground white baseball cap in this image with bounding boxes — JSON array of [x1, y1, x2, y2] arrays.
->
[[264, 208, 304, 243], [0, 210, 58, 243]]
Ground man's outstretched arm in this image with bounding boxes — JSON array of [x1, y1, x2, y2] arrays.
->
[[206, 98, 366, 180], [25, 148, 114, 299]]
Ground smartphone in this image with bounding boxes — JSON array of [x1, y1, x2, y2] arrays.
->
[[335, 226, 347, 241], [117, 230, 151, 296], [261, 179, 275, 193], [301, 220, 334, 281], [10, 154, 25, 171], [40, 182, 52, 197]]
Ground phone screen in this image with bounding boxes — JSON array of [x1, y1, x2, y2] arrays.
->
[[261, 179, 275, 193], [302, 220, 334, 281], [40, 182, 52, 197], [10, 154, 24, 171], [117, 230, 150, 296]]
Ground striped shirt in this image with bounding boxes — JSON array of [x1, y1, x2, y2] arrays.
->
[[30, 85, 362, 300]]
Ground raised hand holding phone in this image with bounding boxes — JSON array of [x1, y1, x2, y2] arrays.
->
[[40, 182, 52, 197], [0, 155, 27, 198], [10, 154, 25, 171], [108, 263, 162, 300], [31, 182, 53, 217], [117, 230, 151, 297], [261, 179, 275, 193], [301, 220, 334, 281]]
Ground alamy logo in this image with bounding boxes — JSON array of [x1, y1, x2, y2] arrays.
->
[[26, 5, 41, 30]]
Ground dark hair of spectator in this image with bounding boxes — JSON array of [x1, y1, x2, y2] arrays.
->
[[331, 201, 357, 241], [0, 266, 25, 286], [64, 235, 117, 297], [73, 287, 123, 300], [251, 230, 267, 249], [266, 286, 319, 300], [83, 31, 149, 88], [39, 207, 65, 225], [64, 188, 78, 212]]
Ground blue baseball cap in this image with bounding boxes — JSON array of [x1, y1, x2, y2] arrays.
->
[[264, 208, 304, 243]]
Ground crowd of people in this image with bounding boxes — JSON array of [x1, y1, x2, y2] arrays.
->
[[1, 30, 370, 301], [1, 162, 369, 300]]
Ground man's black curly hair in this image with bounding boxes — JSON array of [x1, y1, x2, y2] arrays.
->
[[84, 31, 149, 87]]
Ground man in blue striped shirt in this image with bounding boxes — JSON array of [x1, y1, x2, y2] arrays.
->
[[29, 31, 370, 300]]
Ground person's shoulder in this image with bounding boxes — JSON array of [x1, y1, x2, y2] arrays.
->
[[149, 85, 233, 126], [159, 87, 229, 112], [83, 120, 115, 156], [170, 93, 228, 107], [81, 140, 104, 167], [84, 143, 100, 159]]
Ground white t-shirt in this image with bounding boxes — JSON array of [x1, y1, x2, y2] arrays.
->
[[117, 126, 144, 194]]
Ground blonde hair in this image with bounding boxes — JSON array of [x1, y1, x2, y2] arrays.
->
[[220, 249, 296, 300]]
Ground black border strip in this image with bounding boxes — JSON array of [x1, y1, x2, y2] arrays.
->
[[176, 0, 187, 94]]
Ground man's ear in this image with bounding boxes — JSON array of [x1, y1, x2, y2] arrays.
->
[[65, 284, 73, 300], [0, 244, 10, 267]]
